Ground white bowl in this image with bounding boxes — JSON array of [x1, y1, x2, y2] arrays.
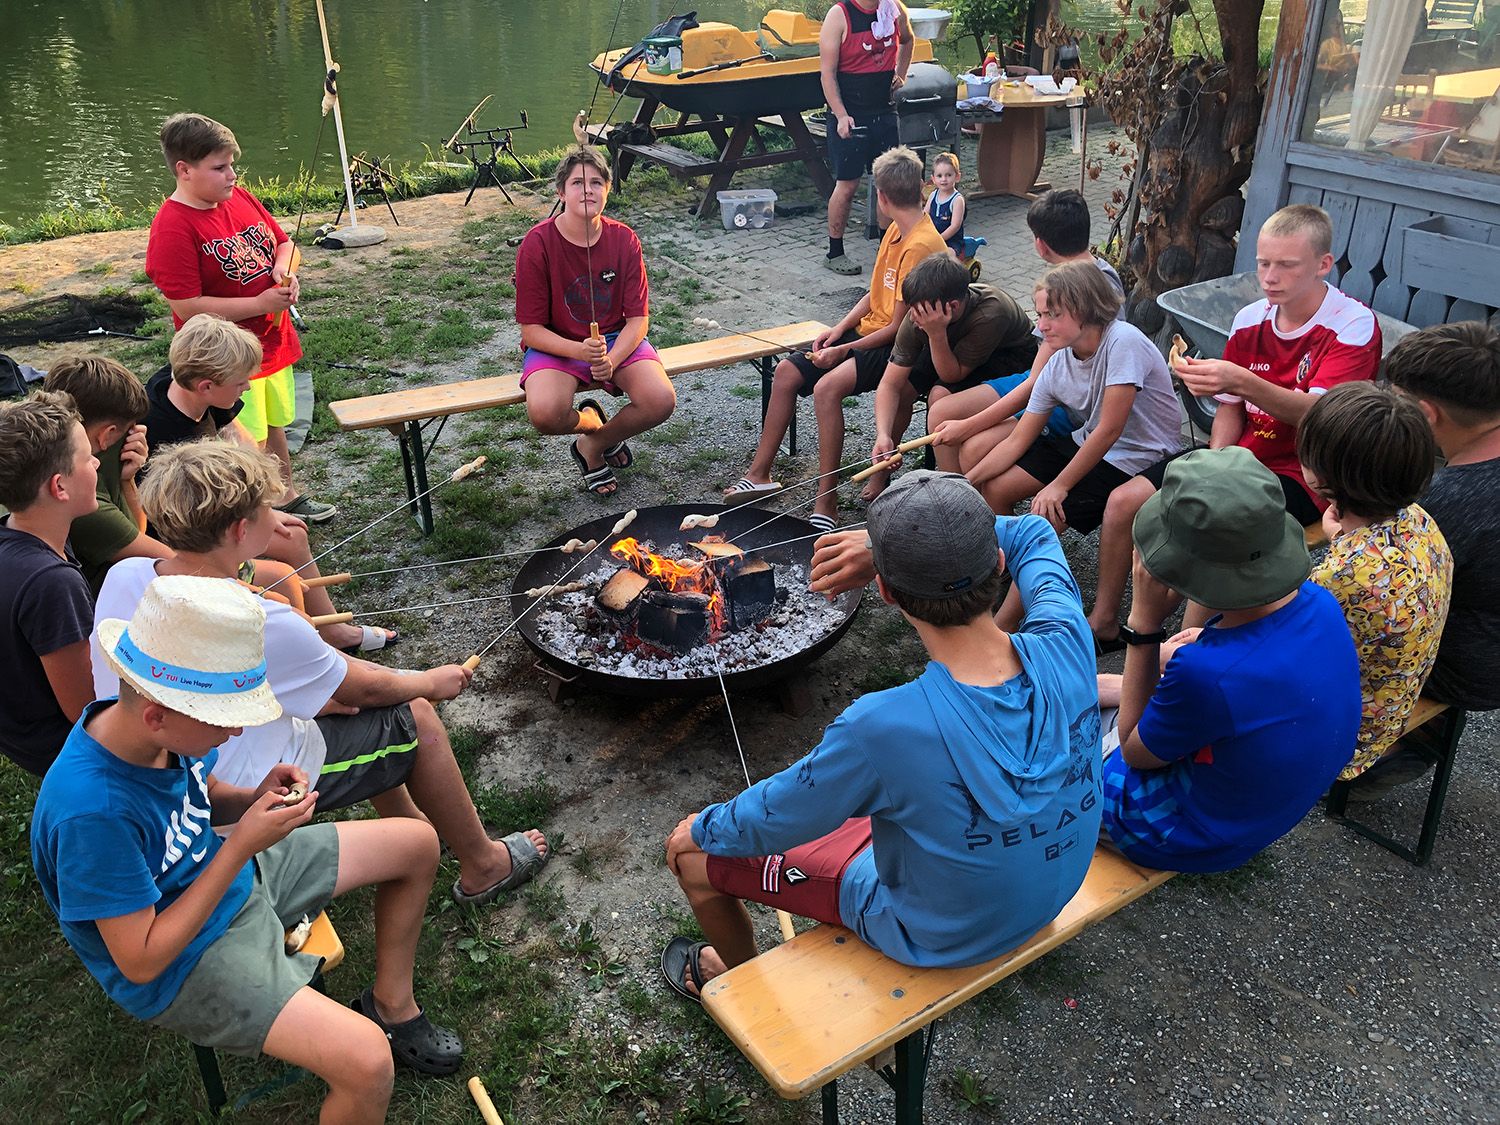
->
[[907, 7, 952, 41]]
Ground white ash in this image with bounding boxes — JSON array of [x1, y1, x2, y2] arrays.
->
[[526, 550, 846, 679]]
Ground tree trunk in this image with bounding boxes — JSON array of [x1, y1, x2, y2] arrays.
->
[[1127, 1, 1265, 335]]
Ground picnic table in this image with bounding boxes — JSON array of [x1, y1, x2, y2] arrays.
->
[[968, 82, 1079, 200]]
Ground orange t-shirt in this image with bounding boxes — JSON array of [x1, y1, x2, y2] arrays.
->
[[858, 215, 949, 337]]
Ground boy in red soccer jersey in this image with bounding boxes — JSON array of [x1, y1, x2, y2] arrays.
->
[[1087, 204, 1382, 643]]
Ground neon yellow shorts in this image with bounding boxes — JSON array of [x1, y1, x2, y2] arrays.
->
[[239, 366, 296, 441]]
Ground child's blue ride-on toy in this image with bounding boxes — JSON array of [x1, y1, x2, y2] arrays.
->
[[959, 235, 986, 281]]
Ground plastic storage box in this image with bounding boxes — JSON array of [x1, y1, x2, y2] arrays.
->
[[717, 189, 777, 231]]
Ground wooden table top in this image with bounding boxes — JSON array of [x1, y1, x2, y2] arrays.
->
[[1433, 67, 1500, 106]]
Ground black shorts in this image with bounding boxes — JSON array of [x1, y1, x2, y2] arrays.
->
[[827, 112, 899, 181], [1014, 434, 1133, 535], [784, 329, 892, 398], [1137, 452, 1324, 528], [904, 351, 998, 398], [312, 703, 420, 810]]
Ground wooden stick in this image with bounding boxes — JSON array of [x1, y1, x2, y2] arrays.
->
[[308, 612, 354, 626], [467, 1076, 505, 1125], [848, 433, 940, 483], [462, 654, 483, 672], [302, 572, 351, 588], [778, 910, 795, 942]]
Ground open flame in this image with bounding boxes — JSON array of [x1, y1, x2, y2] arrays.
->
[[611, 535, 733, 633]]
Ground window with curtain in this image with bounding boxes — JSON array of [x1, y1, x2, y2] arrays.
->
[[1302, 0, 1500, 172]]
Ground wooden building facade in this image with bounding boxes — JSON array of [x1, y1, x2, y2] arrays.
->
[[1239, 0, 1500, 328]]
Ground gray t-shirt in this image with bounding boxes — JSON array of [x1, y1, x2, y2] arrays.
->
[[1026, 319, 1182, 475], [1418, 458, 1500, 711]]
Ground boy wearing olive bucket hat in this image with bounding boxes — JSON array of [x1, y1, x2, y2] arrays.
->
[[1097, 446, 1362, 873], [31, 576, 464, 1118]]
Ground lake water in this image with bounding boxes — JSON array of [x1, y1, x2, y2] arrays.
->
[[0, 0, 1270, 225]]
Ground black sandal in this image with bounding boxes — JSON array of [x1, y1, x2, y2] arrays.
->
[[602, 439, 633, 470], [660, 935, 711, 1004], [577, 397, 608, 428], [570, 439, 617, 496], [350, 986, 464, 1075]]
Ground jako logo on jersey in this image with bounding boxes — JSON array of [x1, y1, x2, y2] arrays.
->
[[202, 223, 277, 286]]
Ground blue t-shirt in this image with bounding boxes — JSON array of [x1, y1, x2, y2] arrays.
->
[[693, 515, 1102, 968], [1102, 582, 1361, 872], [30, 702, 253, 1019]]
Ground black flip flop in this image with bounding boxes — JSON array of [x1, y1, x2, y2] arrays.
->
[[602, 439, 633, 470], [1094, 633, 1127, 657], [660, 935, 711, 1004], [350, 986, 464, 1075], [577, 397, 608, 429], [570, 439, 616, 496]]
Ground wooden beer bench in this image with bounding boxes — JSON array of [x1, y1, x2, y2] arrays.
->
[[329, 321, 827, 532], [701, 846, 1174, 1124]]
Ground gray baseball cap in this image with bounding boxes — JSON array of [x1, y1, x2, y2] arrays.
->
[[866, 470, 999, 598]]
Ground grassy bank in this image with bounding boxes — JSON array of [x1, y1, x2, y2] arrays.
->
[[0, 142, 580, 248]]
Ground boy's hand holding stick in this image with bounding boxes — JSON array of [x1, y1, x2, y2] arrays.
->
[[849, 432, 939, 482]]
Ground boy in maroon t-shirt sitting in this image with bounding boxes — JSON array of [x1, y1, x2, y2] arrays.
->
[[144, 113, 333, 523], [1087, 204, 1381, 646], [514, 145, 676, 497]]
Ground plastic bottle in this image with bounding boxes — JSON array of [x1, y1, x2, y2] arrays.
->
[[983, 36, 1000, 79]]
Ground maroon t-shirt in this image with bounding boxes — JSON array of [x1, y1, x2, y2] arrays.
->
[[514, 216, 649, 342]]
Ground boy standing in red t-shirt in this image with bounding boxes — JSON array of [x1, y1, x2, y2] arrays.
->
[[145, 113, 334, 523]]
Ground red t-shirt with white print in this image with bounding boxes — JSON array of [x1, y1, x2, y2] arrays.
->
[[1219, 284, 1380, 506], [145, 187, 301, 379]]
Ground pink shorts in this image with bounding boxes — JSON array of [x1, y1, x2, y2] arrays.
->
[[705, 817, 873, 925], [519, 334, 661, 393]]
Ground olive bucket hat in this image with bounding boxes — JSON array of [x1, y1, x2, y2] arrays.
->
[[1132, 446, 1310, 610]]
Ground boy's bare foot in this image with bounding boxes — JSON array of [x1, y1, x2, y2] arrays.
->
[[661, 936, 729, 1000], [859, 468, 892, 502]]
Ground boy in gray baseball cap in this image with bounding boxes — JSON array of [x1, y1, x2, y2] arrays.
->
[[662, 471, 1102, 995]]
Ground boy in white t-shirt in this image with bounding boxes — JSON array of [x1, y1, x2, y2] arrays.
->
[[92, 442, 550, 908]]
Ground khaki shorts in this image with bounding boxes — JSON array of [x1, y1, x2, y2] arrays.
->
[[239, 365, 296, 441], [149, 823, 339, 1056]]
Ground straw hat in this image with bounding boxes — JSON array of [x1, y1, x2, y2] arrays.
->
[[96, 575, 282, 727]]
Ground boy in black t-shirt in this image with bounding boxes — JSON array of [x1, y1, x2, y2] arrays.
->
[[143, 312, 258, 454], [0, 391, 100, 774], [140, 314, 397, 653], [1384, 322, 1500, 713]]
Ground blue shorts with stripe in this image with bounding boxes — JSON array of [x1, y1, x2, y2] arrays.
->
[[312, 703, 420, 810]]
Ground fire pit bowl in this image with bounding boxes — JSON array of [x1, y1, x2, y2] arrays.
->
[[510, 503, 863, 699]]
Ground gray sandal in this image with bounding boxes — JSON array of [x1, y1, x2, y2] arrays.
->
[[450, 830, 549, 905]]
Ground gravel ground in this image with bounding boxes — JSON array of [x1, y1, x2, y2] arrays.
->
[[3, 123, 1495, 1124]]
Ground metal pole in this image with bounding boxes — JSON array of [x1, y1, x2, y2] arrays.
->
[[314, 0, 360, 227]]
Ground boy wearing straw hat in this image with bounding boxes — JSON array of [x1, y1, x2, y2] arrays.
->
[[91, 442, 548, 908], [662, 472, 1101, 996], [1096, 447, 1362, 872], [31, 576, 463, 1115]]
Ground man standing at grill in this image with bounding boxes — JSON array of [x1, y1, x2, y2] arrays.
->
[[819, 0, 915, 274], [660, 472, 1101, 994]]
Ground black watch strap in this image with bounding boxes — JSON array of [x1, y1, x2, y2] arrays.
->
[[1118, 625, 1168, 646]]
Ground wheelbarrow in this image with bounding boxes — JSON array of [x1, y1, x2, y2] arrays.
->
[[1158, 271, 1418, 435]]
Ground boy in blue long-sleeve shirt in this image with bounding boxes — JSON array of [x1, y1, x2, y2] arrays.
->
[[661, 471, 1103, 996]]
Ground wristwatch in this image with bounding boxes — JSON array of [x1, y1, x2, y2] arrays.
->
[[1118, 625, 1168, 646]]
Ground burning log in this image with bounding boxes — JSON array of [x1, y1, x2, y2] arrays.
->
[[637, 590, 713, 653], [597, 569, 655, 625], [723, 554, 776, 631]]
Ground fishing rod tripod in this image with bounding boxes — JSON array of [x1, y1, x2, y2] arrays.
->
[[443, 98, 536, 205], [332, 152, 401, 226]]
